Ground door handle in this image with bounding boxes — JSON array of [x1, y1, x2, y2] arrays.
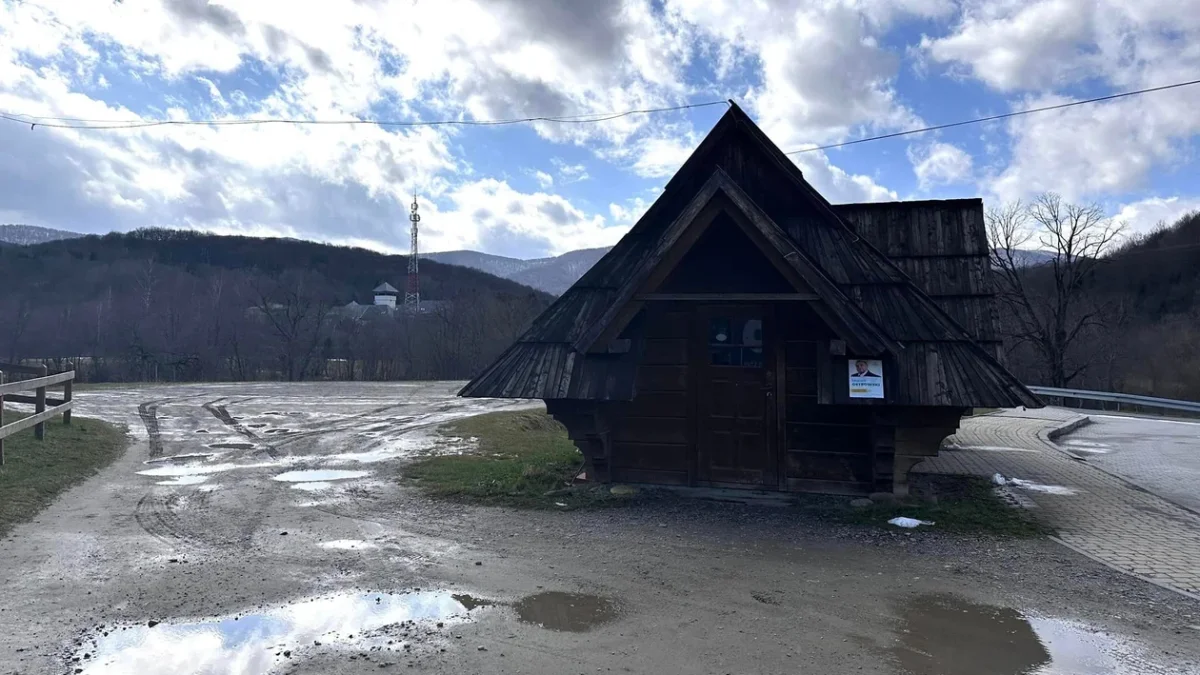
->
[[765, 390, 774, 398]]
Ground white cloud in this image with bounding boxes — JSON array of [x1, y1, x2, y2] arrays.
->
[[629, 130, 699, 178], [922, 0, 1200, 92], [789, 151, 898, 204], [551, 159, 589, 184], [986, 90, 1200, 203], [668, 0, 939, 148], [1, 0, 1196, 260], [1112, 196, 1200, 237], [908, 142, 973, 189], [921, 0, 1200, 205], [426, 179, 622, 258]]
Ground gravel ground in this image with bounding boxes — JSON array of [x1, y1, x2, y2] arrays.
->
[[1, 382, 1197, 675]]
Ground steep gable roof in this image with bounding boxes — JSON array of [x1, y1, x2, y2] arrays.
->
[[461, 102, 1041, 409]]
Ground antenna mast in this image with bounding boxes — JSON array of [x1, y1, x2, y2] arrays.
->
[[405, 196, 421, 311]]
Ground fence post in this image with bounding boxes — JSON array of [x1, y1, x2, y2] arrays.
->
[[34, 364, 47, 441], [1, 370, 6, 466], [63, 376, 73, 426]]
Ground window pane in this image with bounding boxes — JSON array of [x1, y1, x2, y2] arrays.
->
[[709, 318, 732, 345], [742, 319, 763, 346], [741, 347, 764, 368], [710, 346, 741, 366]]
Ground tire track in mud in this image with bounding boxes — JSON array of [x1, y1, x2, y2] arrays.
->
[[134, 491, 211, 551], [137, 401, 165, 458], [265, 403, 412, 447], [136, 483, 283, 551], [202, 397, 282, 459]]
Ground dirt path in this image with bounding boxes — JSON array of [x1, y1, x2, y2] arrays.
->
[[1, 383, 1198, 674]]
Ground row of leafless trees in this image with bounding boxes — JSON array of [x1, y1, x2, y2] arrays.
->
[[1, 266, 537, 384], [988, 193, 1200, 399]]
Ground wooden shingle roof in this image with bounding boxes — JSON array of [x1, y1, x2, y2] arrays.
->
[[461, 103, 1040, 409]]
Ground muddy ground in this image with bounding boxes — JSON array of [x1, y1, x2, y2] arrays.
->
[[1, 382, 1198, 674]]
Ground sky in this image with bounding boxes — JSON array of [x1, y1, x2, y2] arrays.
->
[[1, 0, 1198, 259]]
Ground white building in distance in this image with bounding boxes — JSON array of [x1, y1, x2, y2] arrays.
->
[[372, 282, 399, 308]]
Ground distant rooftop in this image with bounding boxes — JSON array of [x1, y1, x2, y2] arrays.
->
[[373, 282, 399, 294]]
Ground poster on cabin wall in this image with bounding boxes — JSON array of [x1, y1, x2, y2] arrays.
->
[[848, 359, 884, 399]]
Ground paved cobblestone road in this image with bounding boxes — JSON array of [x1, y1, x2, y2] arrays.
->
[[1058, 413, 1200, 515], [917, 408, 1200, 598]]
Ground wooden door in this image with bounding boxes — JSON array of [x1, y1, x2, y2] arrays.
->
[[695, 304, 777, 487]]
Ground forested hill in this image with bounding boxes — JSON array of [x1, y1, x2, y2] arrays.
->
[[1096, 211, 1200, 319], [0, 228, 553, 383], [1002, 210, 1200, 400], [0, 228, 551, 304]]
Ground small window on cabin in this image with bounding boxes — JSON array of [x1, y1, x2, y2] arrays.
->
[[709, 318, 763, 368]]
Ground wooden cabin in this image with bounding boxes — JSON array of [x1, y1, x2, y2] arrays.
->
[[460, 102, 1041, 496]]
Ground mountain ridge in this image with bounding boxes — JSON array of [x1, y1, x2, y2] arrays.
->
[[0, 224, 84, 246]]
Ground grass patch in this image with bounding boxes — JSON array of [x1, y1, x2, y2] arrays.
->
[[408, 410, 620, 509], [0, 412, 128, 537], [832, 477, 1052, 537]]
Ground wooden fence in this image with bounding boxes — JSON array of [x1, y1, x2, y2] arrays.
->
[[0, 363, 76, 465]]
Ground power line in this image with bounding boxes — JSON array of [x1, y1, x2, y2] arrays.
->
[[784, 78, 1200, 155], [0, 100, 729, 131]]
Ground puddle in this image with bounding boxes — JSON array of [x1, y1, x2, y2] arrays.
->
[[137, 458, 285, 479], [145, 453, 217, 465], [138, 463, 245, 478], [291, 481, 334, 492], [156, 475, 210, 486], [273, 470, 370, 483], [894, 595, 1150, 674], [452, 594, 493, 611], [1009, 478, 1079, 495], [319, 540, 378, 550], [330, 432, 445, 463], [513, 592, 617, 632], [73, 590, 478, 674], [208, 442, 256, 450]]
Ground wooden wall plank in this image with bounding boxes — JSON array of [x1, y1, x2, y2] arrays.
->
[[611, 417, 689, 445], [636, 365, 688, 391], [626, 391, 688, 418], [610, 467, 690, 486], [610, 442, 690, 470], [642, 338, 689, 365]]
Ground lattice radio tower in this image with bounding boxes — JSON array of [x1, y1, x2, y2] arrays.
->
[[405, 196, 421, 311]]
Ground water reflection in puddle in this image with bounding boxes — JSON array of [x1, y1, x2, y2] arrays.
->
[[894, 595, 1152, 674], [318, 540, 378, 550], [75, 591, 476, 675], [156, 475, 210, 486], [291, 481, 334, 492], [273, 470, 370, 483], [513, 592, 618, 632]]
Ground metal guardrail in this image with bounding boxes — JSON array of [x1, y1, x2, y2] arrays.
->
[[1027, 385, 1200, 416]]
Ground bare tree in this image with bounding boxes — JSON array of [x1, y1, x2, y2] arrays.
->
[[988, 193, 1125, 387], [2, 295, 34, 362], [249, 271, 332, 382]]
